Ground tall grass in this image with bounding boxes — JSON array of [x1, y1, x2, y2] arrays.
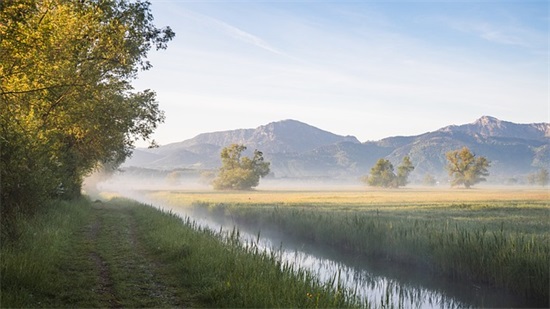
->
[[185, 200, 549, 305], [1, 197, 363, 308], [128, 200, 362, 308], [0, 199, 95, 307]]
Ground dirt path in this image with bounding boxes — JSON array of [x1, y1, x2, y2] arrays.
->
[[81, 202, 185, 308]]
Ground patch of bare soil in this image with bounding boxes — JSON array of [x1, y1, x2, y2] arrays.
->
[[85, 202, 184, 307], [86, 210, 122, 308]]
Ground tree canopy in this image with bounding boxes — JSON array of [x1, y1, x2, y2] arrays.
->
[[445, 147, 490, 188], [212, 144, 270, 190], [1, 0, 174, 216], [364, 156, 414, 188]]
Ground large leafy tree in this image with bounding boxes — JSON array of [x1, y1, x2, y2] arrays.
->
[[365, 159, 396, 188], [213, 144, 270, 190], [446, 147, 490, 188], [364, 156, 414, 188], [1, 0, 174, 215]]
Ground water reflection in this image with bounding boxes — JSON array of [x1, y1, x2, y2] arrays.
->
[[126, 192, 528, 308]]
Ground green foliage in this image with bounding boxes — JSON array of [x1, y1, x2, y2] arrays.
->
[[446, 147, 490, 188], [0, 0, 173, 217], [365, 156, 414, 188], [396, 156, 414, 186], [366, 159, 396, 187], [212, 144, 270, 190]]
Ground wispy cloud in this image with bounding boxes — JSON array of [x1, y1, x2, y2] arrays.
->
[[445, 19, 545, 49], [182, 9, 286, 56], [135, 2, 548, 146], [455, 22, 526, 46]]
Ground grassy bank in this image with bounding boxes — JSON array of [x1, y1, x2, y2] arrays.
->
[[147, 189, 549, 306], [0, 198, 360, 308]]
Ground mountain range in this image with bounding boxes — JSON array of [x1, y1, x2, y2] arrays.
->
[[123, 116, 549, 183]]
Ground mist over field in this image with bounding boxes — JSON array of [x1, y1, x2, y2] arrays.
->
[[87, 169, 549, 309], [4, 1, 548, 308], [86, 166, 547, 200], [122, 116, 549, 187]]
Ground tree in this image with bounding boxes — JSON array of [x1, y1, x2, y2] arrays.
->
[[212, 144, 270, 190], [1, 0, 174, 217], [445, 147, 490, 188], [365, 159, 396, 188], [364, 157, 414, 188], [396, 156, 415, 187]]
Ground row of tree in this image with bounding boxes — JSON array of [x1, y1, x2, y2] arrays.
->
[[362, 156, 414, 188], [211, 145, 495, 190], [365, 147, 491, 188], [1, 1, 173, 222]]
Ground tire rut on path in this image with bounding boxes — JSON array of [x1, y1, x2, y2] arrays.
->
[[87, 202, 183, 308], [87, 206, 122, 308]]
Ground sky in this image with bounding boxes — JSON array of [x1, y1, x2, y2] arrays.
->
[[132, 0, 548, 147]]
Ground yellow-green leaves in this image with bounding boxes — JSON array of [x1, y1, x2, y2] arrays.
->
[[446, 147, 490, 188], [1, 0, 172, 213], [213, 144, 271, 190]]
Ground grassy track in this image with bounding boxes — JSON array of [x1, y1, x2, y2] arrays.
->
[[1, 198, 360, 308], [1, 199, 190, 307], [145, 188, 549, 306]]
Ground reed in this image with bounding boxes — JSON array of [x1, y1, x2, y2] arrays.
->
[[0, 199, 95, 307], [146, 190, 549, 305], [129, 200, 362, 308]]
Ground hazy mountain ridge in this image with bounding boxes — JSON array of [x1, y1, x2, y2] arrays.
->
[[440, 116, 549, 140], [124, 116, 549, 182]]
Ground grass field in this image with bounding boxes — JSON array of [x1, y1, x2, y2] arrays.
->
[[145, 187, 548, 205], [143, 187, 549, 307], [0, 198, 361, 308]]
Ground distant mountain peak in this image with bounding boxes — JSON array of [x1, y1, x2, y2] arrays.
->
[[475, 115, 501, 126], [252, 119, 360, 153], [258, 119, 307, 131], [125, 117, 549, 179], [473, 116, 506, 135], [271, 119, 306, 125], [437, 116, 549, 140], [260, 119, 324, 131]]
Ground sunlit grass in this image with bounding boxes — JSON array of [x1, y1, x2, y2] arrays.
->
[[144, 188, 550, 306], [126, 198, 363, 308], [146, 187, 548, 206]]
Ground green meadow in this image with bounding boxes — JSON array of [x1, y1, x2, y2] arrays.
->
[[146, 188, 549, 306], [2, 188, 547, 308], [0, 198, 360, 308]]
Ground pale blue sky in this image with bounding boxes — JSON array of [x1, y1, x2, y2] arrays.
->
[[133, 0, 548, 146]]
